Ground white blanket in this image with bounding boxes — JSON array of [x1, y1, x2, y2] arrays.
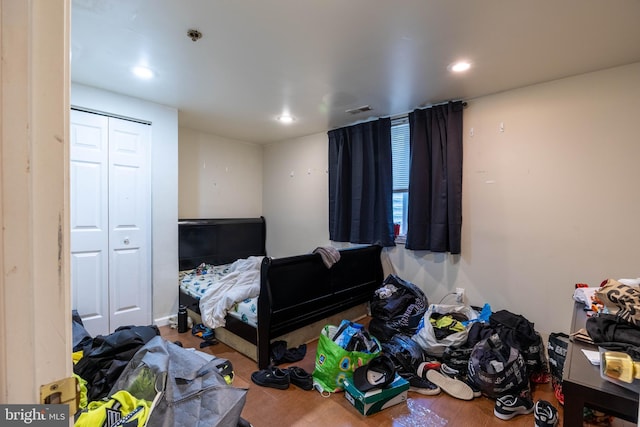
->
[[199, 256, 263, 329]]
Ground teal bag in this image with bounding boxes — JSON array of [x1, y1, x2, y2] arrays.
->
[[312, 323, 381, 393]]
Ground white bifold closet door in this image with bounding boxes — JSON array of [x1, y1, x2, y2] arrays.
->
[[70, 109, 151, 337]]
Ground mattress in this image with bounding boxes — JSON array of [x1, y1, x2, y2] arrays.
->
[[180, 263, 259, 328]]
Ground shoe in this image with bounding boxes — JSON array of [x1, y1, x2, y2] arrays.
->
[[439, 365, 481, 398], [192, 323, 215, 341], [416, 360, 441, 378], [399, 373, 441, 396], [251, 366, 290, 390], [285, 366, 313, 390], [534, 400, 558, 427], [440, 362, 460, 376], [215, 359, 235, 384], [425, 369, 474, 400], [493, 394, 534, 420]]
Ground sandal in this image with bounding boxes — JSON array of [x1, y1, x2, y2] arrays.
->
[[251, 367, 290, 390]]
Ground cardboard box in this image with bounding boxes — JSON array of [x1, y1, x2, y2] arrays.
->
[[343, 374, 409, 416]]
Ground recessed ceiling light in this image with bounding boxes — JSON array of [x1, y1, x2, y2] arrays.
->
[[449, 61, 471, 73], [277, 114, 295, 124], [132, 66, 154, 79]]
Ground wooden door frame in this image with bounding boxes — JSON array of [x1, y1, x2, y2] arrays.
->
[[0, 0, 71, 403]]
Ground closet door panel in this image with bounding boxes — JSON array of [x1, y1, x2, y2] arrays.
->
[[108, 118, 151, 330], [70, 110, 109, 336]]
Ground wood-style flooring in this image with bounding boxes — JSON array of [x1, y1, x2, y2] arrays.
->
[[159, 324, 564, 427]]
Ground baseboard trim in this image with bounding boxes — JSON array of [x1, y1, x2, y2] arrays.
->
[[154, 315, 174, 327]]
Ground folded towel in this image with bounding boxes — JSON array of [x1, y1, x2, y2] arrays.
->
[[312, 246, 341, 268]]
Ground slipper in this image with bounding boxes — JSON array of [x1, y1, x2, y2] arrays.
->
[[251, 367, 290, 390], [426, 369, 474, 400]]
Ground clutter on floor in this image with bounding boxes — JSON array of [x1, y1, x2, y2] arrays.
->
[[71, 311, 249, 427], [269, 340, 307, 365], [312, 320, 381, 394], [343, 371, 409, 416], [250, 365, 313, 391], [71, 272, 640, 425], [324, 273, 563, 421], [191, 322, 218, 348]]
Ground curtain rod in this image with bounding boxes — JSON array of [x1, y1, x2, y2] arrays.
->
[[330, 100, 467, 132], [389, 100, 467, 121]]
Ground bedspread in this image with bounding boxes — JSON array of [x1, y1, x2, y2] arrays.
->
[[198, 256, 263, 329]]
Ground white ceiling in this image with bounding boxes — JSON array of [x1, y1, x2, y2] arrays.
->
[[71, 0, 640, 144]]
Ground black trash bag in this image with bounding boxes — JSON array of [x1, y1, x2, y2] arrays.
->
[[489, 309, 548, 379], [381, 333, 427, 374], [74, 324, 160, 401], [369, 274, 428, 342]]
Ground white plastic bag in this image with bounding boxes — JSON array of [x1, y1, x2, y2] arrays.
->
[[411, 304, 478, 357]]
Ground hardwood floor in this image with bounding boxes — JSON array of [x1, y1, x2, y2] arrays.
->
[[159, 324, 564, 427]]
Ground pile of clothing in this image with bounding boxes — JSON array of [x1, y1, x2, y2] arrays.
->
[[71, 312, 247, 427], [367, 275, 555, 423]]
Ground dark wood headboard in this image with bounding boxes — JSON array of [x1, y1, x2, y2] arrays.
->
[[178, 217, 266, 270]]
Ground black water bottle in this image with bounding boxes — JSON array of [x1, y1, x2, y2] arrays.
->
[[178, 305, 188, 333]]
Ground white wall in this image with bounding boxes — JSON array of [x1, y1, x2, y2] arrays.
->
[[262, 62, 640, 337], [178, 128, 263, 219], [71, 83, 179, 325], [262, 133, 331, 257]]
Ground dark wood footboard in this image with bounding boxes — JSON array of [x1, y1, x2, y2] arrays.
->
[[256, 244, 383, 368]]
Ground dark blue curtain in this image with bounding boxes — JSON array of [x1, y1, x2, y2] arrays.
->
[[405, 101, 463, 253], [328, 118, 395, 247]]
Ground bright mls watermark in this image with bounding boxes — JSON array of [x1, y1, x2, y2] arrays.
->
[[1, 405, 67, 426]]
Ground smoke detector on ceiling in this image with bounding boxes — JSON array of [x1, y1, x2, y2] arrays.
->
[[187, 29, 203, 42]]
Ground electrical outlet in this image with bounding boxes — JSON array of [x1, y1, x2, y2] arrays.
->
[[455, 287, 465, 303]]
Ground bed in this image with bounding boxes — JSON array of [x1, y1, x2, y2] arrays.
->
[[178, 217, 384, 369]]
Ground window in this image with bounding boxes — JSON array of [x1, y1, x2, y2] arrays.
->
[[391, 118, 409, 239]]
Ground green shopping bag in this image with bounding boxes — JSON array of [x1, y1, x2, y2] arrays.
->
[[312, 323, 381, 393]]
